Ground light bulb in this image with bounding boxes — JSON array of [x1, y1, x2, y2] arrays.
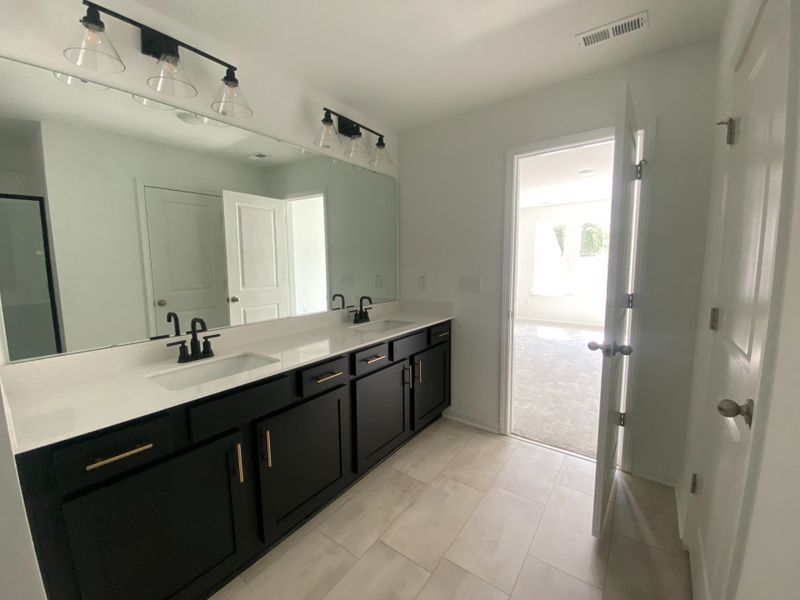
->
[[63, 5, 125, 74], [147, 53, 197, 98]]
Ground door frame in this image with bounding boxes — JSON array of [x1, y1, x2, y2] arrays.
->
[[500, 124, 649, 471], [0, 193, 63, 355]]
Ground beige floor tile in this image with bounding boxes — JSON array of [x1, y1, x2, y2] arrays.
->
[[556, 455, 596, 496], [209, 576, 246, 600], [510, 557, 602, 600], [240, 490, 353, 582], [613, 472, 686, 557], [429, 417, 481, 440], [528, 484, 610, 588], [495, 443, 565, 504], [604, 534, 692, 600], [319, 466, 427, 556], [381, 475, 483, 570], [322, 541, 430, 600], [446, 486, 544, 593], [443, 432, 517, 491], [417, 559, 508, 600], [390, 430, 470, 483], [235, 529, 356, 600]]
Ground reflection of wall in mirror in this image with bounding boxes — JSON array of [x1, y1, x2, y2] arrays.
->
[[262, 156, 398, 308]]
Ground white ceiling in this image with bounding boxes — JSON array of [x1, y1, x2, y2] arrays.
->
[[133, 0, 726, 129], [518, 140, 614, 208]]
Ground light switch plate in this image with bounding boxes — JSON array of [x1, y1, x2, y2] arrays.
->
[[459, 274, 483, 293], [375, 274, 383, 289]]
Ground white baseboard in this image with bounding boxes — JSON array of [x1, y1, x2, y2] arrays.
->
[[442, 408, 500, 434]]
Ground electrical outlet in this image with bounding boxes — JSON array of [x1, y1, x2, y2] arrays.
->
[[375, 274, 383, 289], [459, 274, 483, 293], [418, 275, 428, 291]]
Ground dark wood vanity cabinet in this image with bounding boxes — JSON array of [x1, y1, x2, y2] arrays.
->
[[61, 432, 249, 600], [16, 320, 451, 600], [256, 385, 351, 541]]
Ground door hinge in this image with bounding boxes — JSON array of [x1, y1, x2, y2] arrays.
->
[[709, 307, 720, 331], [618, 412, 626, 427], [635, 160, 646, 180], [690, 473, 699, 494], [625, 293, 634, 309]]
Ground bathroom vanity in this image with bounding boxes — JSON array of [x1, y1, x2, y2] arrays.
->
[[10, 311, 452, 600]]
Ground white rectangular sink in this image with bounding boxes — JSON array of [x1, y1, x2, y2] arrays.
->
[[350, 319, 414, 333], [148, 353, 278, 391]]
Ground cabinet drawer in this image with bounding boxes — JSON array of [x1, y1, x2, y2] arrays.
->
[[391, 331, 428, 362], [53, 415, 174, 496], [429, 321, 451, 344], [189, 375, 292, 442], [299, 356, 348, 398], [353, 343, 390, 377]]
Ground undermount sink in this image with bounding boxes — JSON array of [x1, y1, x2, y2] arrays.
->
[[350, 319, 414, 333], [148, 353, 279, 391]]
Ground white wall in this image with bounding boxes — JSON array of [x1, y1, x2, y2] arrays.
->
[[262, 156, 398, 307], [399, 40, 717, 484], [0, 0, 397, 178]]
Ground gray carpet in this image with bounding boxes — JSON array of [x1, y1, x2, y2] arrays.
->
[[511, 321, 603, 458]]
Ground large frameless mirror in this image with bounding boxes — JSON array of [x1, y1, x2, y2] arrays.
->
[[0, 57, 397, 362]]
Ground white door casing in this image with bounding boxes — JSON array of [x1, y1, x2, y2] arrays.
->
[[592, 84, 640, 536], [222, 190, 290, 325], [143, 187, 228, 337], [685, 2, 791, 598]]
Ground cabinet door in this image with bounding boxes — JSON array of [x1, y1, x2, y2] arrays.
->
[[354, 361, 411, 473], [62, 432, 249, 600], [412, 343, 451, 429], [257, 386, 350, 542]]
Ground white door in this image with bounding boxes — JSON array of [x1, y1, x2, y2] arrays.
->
[[144, 187, 228, 336], [685, 2, 791, 598], [591, 85, 640, 536], [223, 190, 290, 325]]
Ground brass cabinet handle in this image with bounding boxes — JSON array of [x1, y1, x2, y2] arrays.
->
[[236, 443, 244, 484], [85, 443, 153, 472], [415, 360, 423, 383], [265, 430, 273, 468], [315, 371, 343, 384], [437, 331, 450, 338], [364, 354, 387, 365]]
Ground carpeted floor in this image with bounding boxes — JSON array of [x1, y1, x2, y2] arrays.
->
[[511, 321, 603, 458]]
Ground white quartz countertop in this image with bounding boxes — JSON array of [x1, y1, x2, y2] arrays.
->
[[0, 303, 453, 454]]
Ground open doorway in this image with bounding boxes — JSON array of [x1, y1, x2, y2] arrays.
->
[[510, 138, 615, 458]]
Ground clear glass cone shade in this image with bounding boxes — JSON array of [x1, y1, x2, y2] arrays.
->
[[210, 81, 253, 118], [313, 122, 343, 150], [53, 71, 108, 91], [369, 145, 393, 168], [344, 134, 372, 161], [132, 94, 176, 110], [63, 24, 125, 74], [147, 54, 198, 98]]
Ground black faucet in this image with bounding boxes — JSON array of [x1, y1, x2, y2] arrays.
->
[[332, 293, 346, 311], [166, 312, 181, 337], [167, 317, 220, 363], [351, 296, 373, 324]]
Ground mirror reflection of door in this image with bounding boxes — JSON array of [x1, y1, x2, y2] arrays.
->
[[222, 190, 292, 325], [143, 186, 229, 337], [0, 194, 61, 360]]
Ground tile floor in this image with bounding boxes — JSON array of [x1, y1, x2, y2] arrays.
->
[[211, 418, 692, 600]]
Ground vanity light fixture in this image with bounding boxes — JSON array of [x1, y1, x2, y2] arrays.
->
[[62, 1, 253, 117], [315, 107, 392, 167], [63, 4, 125, 74]]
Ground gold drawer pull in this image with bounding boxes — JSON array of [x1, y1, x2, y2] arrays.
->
[[85, 443, 154, 472], [265, 430, 273, 468], [315, 371, 343, 384], [236, 443, 244, 484], [437, 331, 450, 337], [364, 354, 387, 365]]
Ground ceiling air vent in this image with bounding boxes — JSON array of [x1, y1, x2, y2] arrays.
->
[[576, 11, 649, 48]]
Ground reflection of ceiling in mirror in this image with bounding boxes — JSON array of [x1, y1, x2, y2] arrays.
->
[[0, 57, 314, 168]]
